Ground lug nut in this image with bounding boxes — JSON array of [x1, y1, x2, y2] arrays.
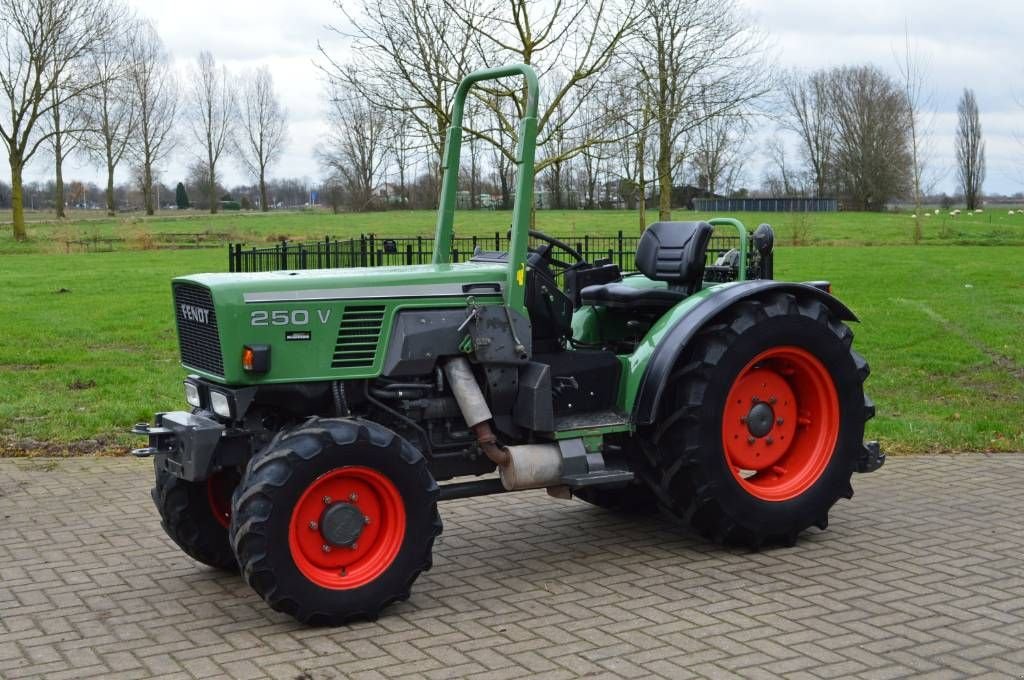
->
[[308, 521, 318, 530], [740, 416, 747, 424], [351, 542, 358, 550], [322, 496, 332, 505], [747, 436, 755, 444], [776, 417, 784, 425], [769, 396, 777, 405], [364, 515, 371, 525], [766, 436, 774, 445], [321, 544, 331, 553], [751, 396, 760, 403], [349, 492, 358, 502]]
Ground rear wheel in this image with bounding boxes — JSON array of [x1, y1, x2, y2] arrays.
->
[[230, 418, 441, 625], [646, 292, 873, 547], [152, 464, 239, 570]]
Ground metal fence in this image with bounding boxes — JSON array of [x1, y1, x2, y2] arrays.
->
[[228, 231, 749, 274]]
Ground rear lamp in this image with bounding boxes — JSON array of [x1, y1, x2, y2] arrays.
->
[[209, 390, 233, 419], [184, 381, 202, 408], [242, 344, 270, 373]]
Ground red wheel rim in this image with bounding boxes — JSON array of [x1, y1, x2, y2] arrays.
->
[[206, 470, 234, 529], [721, 346, 840, 501], [288, 466, 405, 590]]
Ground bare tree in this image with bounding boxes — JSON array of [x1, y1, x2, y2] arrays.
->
[[321, 0, 479, 186], [0, 0, 112, 239], [635, 0, 769, 221], [955, 88, 985, 210], [762, 135, 805, 197], [896, 25, 939, 241], [188, 51, 235, 214], [829, 65, 911, 211], [236, 66, 287, 212], [450, 0, 635, 182], [44, 82, 89, 216], [126, 20, 177, 215], [81, 17, 137, 216], [320, 82, 390, 211], [779, 69, 833, 197], [689, 109, 749, 195], [384, 109, 414, 206]]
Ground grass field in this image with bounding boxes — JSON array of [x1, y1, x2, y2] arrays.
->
[[1, 208, 1022, 456], [4, 205, 1024, 253]]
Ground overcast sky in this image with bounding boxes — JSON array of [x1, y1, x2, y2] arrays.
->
[[41, 0, 1024, 195]]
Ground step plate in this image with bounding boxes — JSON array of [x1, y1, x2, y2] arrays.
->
[[561, 469, 635, 489]]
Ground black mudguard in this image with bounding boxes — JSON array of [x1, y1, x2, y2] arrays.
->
[[633, 280, 858, 426]]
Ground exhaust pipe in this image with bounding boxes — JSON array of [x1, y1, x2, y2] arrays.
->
[[443, 357, 562, 490]]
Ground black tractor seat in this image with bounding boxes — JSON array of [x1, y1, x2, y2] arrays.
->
[[579, 281, 687, 310], [581, 221, 713, 312]]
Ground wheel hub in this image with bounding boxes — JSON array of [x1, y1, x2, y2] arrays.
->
[[288, 466, 406, 590], [746, 401, 775, 438], [722, 367, 798, 471], [720, 347, 841, 502], [320, 502, 366, 547]]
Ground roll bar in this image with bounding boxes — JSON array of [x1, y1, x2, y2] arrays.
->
[[431, 64, 539, 315]]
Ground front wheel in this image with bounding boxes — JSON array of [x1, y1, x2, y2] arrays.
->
[[230, 418, 441, 625], [646, 292, 874, 547], [152, 464, 239, 570]]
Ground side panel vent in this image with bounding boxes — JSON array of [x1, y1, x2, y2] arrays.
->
[[332, 305, 386, 369]]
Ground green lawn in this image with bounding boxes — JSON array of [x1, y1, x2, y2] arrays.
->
[[1, 228, 1021, 455], [4, 206, 1024, 254]]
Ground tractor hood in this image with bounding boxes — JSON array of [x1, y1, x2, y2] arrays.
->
[[170, 262, 507, 385]]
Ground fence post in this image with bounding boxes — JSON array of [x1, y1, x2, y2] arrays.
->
[[417, 235, 423, 263], [495, 231, 500, 251], [452, 247, 460, 263], [584, 234, 590, 261], [359, 234, 367, 267], [280, 240, 288, 270], [406, 243, 413, 265]]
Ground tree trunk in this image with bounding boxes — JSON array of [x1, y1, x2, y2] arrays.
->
[[143, 162, 155, 215], [657, 132, 672, 221], [105, 160, 116, 216], [209, 164, 218, 214], [259, 168, 269, 212], [54, 150, 66, 218], [10, 159, 27, 241]]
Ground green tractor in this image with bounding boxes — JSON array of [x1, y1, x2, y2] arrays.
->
[[134, 65, 883, 625]]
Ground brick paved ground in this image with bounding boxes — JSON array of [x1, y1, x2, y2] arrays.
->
[[1, 454, 1022, 679]]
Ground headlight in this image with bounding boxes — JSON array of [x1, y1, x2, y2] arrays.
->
[[184, 381, 202, 408], [209, 390, 233, 419]]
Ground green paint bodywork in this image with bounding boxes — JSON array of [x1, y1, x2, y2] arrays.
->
[[177, 262, 505, 384]]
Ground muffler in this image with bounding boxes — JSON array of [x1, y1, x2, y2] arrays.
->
[[443, 357, 562, 490]]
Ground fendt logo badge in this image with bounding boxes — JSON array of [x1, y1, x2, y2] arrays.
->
[[180, 303, 211, 325]]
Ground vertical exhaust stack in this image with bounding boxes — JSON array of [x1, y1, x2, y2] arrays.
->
[[443, 357, 562, 490]]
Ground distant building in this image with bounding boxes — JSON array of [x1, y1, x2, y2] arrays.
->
[[694, 197, 838, 212]]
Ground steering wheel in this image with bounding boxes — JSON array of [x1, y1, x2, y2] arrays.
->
[[528, 229, 586, 271]]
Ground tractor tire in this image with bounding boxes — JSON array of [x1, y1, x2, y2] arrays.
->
[[574, 483, 658, 514], [152, 463, 239, 571], [230, 418, 441, 626], [646, 291, 874, 548]]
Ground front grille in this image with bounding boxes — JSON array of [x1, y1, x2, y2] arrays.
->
[[172, 283, 224, 376], [332, 305, 385, 369]]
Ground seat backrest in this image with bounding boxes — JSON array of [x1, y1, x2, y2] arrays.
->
[[635, 221, 713, 291]]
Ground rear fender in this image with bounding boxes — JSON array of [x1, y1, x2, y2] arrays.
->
[[625, 281, 857, 425]]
